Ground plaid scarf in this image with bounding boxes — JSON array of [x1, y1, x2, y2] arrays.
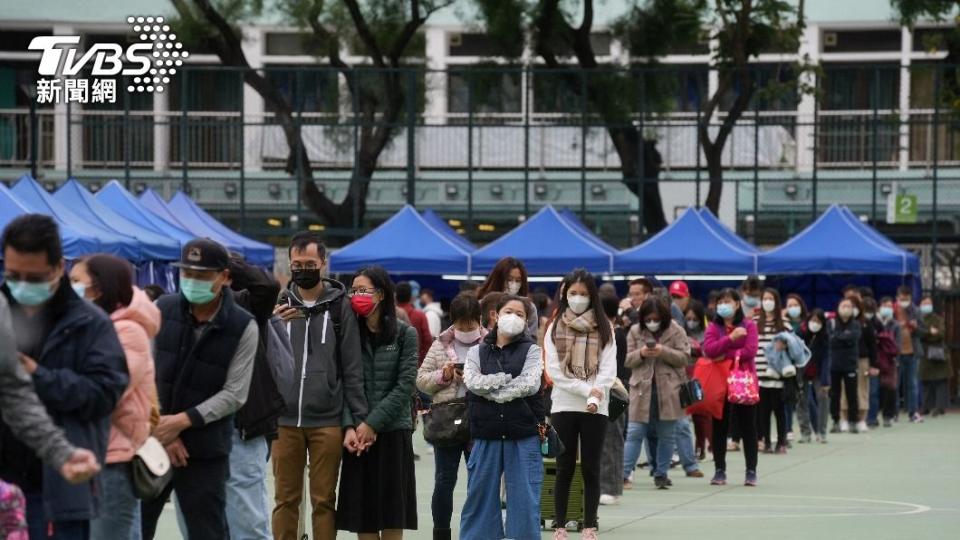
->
[[554, 308, 601, 380]]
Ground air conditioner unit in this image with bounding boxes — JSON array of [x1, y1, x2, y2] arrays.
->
[[823, 31, 838, 48]]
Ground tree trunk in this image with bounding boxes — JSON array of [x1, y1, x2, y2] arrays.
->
[[704, 145, 724, 215], [609, 126, 667, 234]]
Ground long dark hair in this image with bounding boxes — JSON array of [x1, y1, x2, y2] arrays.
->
[[477, 257, 529, 298], [785, 293, 808, 321], [756, 287, 786, 332], [551, 268, 612, 349], [638, 297, 672, 335], [352, 265, 398, 346], [81, 254, 134, 314], [685, 298, 706, 333], [713, 288, 744, 326]]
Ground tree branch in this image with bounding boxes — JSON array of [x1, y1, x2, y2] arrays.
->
[[343, 0, 386, 66]]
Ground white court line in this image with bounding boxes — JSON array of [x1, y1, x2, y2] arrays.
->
[[641, 494, 932, 519]]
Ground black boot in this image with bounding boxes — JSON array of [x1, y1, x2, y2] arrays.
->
[[433, 528, 452, 540]]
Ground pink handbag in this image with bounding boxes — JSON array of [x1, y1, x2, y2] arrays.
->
[[726, 354, 759, 405], [0, 480, 27, 540]]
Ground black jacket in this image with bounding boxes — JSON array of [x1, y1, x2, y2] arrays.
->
[[858, 316, 878, 367], [154, 289, 253, 458], [467, 332, 544, 441], [230, 259, 285, 441], [0, 278, 128, 522], [828, 317, 861, 374]]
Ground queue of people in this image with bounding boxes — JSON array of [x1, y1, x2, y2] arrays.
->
[[0, 213, 954, 540]]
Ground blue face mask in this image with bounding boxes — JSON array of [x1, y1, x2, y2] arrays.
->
[[72, 282, 87, 299], [716, 303, 735, 319], [879, 306, 894, 320], [7, 279, 56, 307], [787, 306, 802, 319], [920, 304, 933, 315], [180, 277, 218, 305], [743, 296, 759, 308]]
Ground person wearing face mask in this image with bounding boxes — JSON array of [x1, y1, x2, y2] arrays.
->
[[828, 298, 862, 435], [837, 295, 876, 434], [684, 300, 712, 460], [70, 255, 161, 540], [918, 297, 951, 418], [417, 294, 487, 540], [861, 296, 885, 429], [783, 294, 807, 334], [782, 294, 808, 438], [544, 270, 616, 539], [702, 288, 760, 487], [739, 277, 764, 317], [800, 310, 830, 443], [894, 286, 926, 423], [622, 297, 692, 492], [875, 298, 902, 427], [271, 232, 366, 540], [460, 296, 544, 540], [140, 238, 258, 539], [0, 215, 127, 540], [754, 288, 791, 454], [337, 267, 418, 539], [396, 282, 433, 364], [477, 257, 539, 337]]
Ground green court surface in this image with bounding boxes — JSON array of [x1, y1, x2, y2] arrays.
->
[[156, 412, 960, 539]]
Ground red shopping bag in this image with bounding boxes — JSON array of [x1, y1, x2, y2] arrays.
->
[[686, 357, 732, 419]]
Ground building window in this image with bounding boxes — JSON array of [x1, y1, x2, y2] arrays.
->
[[447, 67, 522, 114], [822, 29, 901, 53], [264, 67, 339, 113]]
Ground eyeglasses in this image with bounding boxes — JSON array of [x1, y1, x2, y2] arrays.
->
[[348, 288, 378, 297]]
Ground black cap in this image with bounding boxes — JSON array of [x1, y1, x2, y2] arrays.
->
[[172, 238, 229, 271]]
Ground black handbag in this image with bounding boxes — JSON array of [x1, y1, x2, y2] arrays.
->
[[672, 365, 703, 409], [422, 399, 470, 448], [132, 436, 173, 500], [928, 345, 947, 362], [538, 421, 566, 459], [608, 379, 629, 422]]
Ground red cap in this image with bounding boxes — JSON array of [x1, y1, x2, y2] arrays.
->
[[669, 280, 690, 298]]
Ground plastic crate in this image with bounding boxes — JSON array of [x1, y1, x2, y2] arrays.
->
[[540, 459, 585, 532]]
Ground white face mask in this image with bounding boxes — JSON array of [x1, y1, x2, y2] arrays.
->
[[567, 294, 590, 315], [497, 313, 525, 337], [645, 321, 661, 333], [686, 320, 699, 330], [808, 321, 822, 333], [505, 281, 522, 295], [853, 307, 860, 318], [898, 300, 911, 309], [762, 299, 776, 313]]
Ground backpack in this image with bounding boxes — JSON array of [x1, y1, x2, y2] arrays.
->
[[266, 315, 297, 396]]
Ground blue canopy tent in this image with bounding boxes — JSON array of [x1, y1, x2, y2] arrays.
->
[[96, 181, 195, 248], [558, 208, 619, 253], [165, 192, 275, 267], [472, 205, 615, 275], [421, 209, 474, 251], [0, 182, 100, 259], [697, 208, 758, 253], [11, 175, 142, 261], [758, 205, 922, 308], [614, 207, 760, 275], [331, 205, 473, 275], [55, 180, 181, 261]]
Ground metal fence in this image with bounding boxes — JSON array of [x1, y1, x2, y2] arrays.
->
[[1, 64, 958, 289]]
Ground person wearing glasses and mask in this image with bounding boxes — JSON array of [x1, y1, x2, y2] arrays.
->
[[271, 232, 367, 540]]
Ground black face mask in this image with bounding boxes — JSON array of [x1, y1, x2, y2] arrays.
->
[[291, 269, 321, 290]]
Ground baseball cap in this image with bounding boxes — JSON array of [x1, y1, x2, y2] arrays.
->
[[669, 280, 690, 299], [172, 238, 229, 271]]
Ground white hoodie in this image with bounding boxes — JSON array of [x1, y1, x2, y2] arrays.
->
[[423, 301, 444, 338]]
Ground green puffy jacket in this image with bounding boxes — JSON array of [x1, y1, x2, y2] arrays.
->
[[347, 321, 419, 433]]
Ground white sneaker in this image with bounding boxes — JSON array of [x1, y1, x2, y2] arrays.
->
[[599, 494, 620, 506], [839, 420, 850, 433], [426, 444, 435, 455], [855, 421, 868, 433]]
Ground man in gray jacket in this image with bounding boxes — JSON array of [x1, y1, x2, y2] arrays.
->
[[271, 231, 367, 540], [0, 294, 101, 484]]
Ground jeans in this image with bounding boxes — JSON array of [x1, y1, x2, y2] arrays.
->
[[551, 412, 607, 529], [867, 376, 881, 425], [624, 419, 677, 479], [673, 416, 699, 473], [796, 377, 813, 437], [89, 463, 142, 540], [432, 444, 469, 530], [25, 492, 89, 540], [898, 355, 919, 415], [141, 457, 230, 540], [225, 432, 271, 540], [460, 436, 542, 540]]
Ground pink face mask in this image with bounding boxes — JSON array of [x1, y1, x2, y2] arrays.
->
[[454, 328, 482, 344]]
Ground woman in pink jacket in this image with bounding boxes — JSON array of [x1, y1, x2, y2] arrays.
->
[[69, 255, 160, 540], [702, 288, 759, 487]]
